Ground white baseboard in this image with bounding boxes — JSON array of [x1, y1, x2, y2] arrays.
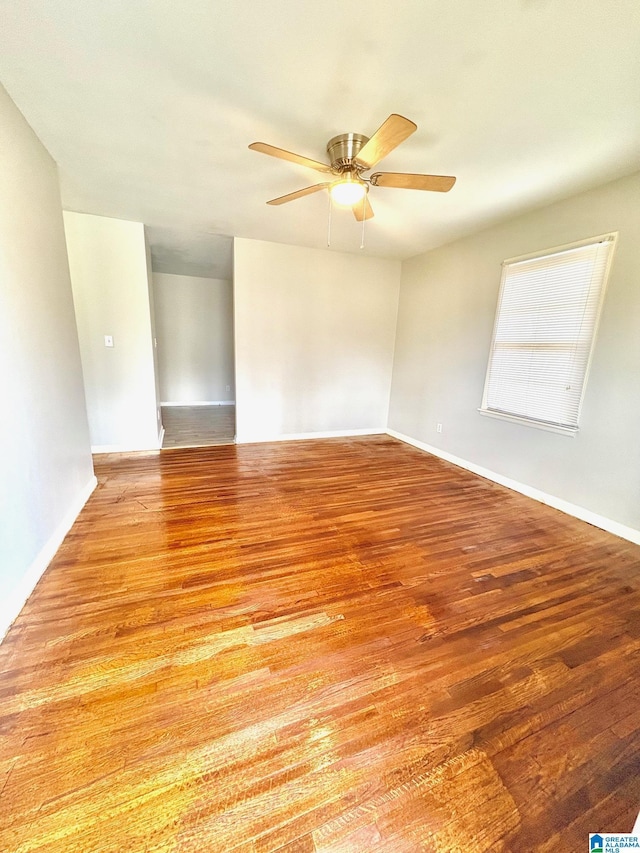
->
[[160, 401, 235, 407], [91, 443, 161, 453], [235, 427, 386, 445], [387, 428, 640, 546], [0, 475, 98, 642]]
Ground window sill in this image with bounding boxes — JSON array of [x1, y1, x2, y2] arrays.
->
[[477, 408, 578, 436]]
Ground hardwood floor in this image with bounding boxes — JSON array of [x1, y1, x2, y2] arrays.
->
[[1, 436, 639, 852], [161, 404, 235, 447]]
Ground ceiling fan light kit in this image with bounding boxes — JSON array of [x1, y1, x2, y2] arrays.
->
[[249, 114, 456, 242], [329, 173, 367, 206]]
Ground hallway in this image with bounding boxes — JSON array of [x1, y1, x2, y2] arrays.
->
[[161, 404, 235, 448]]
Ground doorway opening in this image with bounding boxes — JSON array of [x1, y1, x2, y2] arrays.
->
[[147, 228, 235, 448]]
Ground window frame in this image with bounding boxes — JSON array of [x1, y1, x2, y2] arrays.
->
[[478, 232, 617, 436]]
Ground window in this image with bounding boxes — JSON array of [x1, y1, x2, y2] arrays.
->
[[480, 234, 616, 433]]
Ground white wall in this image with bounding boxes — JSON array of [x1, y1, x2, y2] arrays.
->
[[152, 273, 234, 404], [64, 212, 161, 452], [234, 238, 401, 442], [145, 235, 163, 437], [389, 171, 640, 537], [0, 85, 95, 638]]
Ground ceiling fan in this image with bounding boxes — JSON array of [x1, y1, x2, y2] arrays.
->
[[249, 114, 456, 221]]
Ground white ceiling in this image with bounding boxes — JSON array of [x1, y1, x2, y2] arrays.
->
[[146, 227, 233, 279], [1, 0, 639, 265]]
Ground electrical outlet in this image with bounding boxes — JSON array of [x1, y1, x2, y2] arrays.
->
[[225, 385, 231, 393], [104, 335, 114, 347], [436, 423, 443, 433]]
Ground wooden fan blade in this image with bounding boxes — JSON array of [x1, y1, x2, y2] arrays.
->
[[249, 142, 332, 173], [355, 114, 417, 169], [353, 195, 374, 221], [371, 172, 456, 192], [266, 183, 330, 205]]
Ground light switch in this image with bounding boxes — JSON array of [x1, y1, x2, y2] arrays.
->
[[104, 335, 114, 347]]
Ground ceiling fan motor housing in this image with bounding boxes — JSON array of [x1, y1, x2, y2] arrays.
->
[[326, 133, 369, 173]]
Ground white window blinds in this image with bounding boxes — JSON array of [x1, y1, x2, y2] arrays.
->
[[481, 236, 615, 430]]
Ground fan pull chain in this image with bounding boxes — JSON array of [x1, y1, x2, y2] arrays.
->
[[360, 197, 366, 249], [327, 194, 332, 247]]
